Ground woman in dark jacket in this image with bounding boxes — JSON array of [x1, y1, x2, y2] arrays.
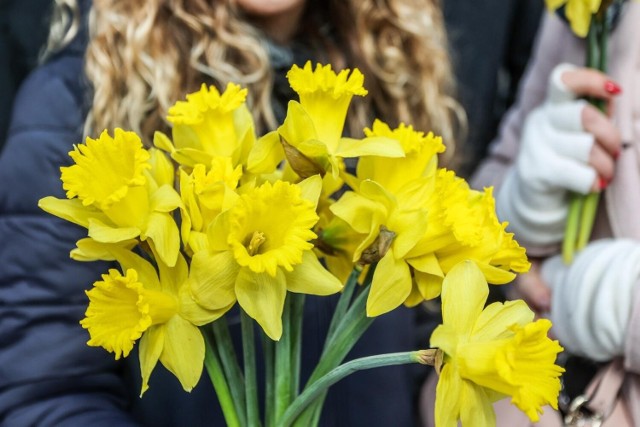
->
[[0, 0, 460, 425]]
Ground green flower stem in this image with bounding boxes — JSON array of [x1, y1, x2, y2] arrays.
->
[[211, 317, 247, 426], [294, 284, 375, 426], [279, 351, 427, 427], [563, 192, 583, 263], [289, 293, 306, 398], [564, 13, 609, 262], [274, 294, 293, 423], [241, 310, 261, 427], [263, 333, 276, 427], [576, 191, 600, 250], [325, 267, 360, 343], [202, 328, 242, 427]]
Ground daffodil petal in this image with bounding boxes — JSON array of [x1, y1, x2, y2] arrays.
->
[[471, 300, 534, 342], [366, 249, 411, 317], [139, 325, 164, 396], [235, 268, 286, 341], [189, 251, 238, 310], [150, 184, 182, 213], [148, 148, 175, 188], [172, 148, 213, 169], [404, 283, 424, 307], [441, 260, 488, 335], [459, 381, 496, 427], [476, 263, 517, 284], [566, 0, 592, 37], [159, 316, 205, 392], [434, 364, 463, 427], [279, 100, 318, 148], [106, 247, 161, 290], [143, 212, 179, 267], [206, 210, 231, 252], [391, 209, 429, 258], [408, 253, 443, 277], [285, 251, 343, 295], [179, 284, 232, 326], [414, 271, 443, 300], [154, 252, 189, 295], [38, 196, 107, 228], [172, 124, 200, 150], [247, 130, 284, 174], [429, 323, 459, 357], [70, 238, 137, 262], [329, 192, 385, 234], [88, 218, 141, 242], [335, 136, 404, 158], [297, 174, 323, 209], [153, 130, 175, 153]]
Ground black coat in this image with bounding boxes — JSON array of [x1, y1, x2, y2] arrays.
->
[[0, 3, 420, 426]]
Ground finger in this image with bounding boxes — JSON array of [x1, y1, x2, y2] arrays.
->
[[561, 67, 622, 101], [551, 156, 597, 194], [588, 143, 615, 190], [581, 103, 622, 157]]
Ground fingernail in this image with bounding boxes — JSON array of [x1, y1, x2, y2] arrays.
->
[[599, 177, 609, 190], [614, 149, 621, 160], [604, 80, 622, 95]]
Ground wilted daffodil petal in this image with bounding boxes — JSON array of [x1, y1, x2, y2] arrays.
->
[[545, 0, 601, 37], [430, 261, 564, 426]]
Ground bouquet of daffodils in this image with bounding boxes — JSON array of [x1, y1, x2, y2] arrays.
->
[[39, 62, 564, 426]]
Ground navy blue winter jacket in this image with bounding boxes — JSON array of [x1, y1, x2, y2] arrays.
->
[[0, 4, 421, 426]]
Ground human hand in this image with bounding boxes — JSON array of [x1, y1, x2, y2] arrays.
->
[[496, 63, 622, 248], [528, 63, 622, 193], [508, 258, 551, 316]]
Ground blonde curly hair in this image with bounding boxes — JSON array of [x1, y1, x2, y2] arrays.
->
[[58, 0, 463, 165]]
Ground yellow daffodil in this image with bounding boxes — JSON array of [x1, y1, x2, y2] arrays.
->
[[38, 129, 182, 266], [157, 83, 256, 169], [430, 260, 564, 426], [357, 120, 445, 192], [313, 209, 363, 283], [546, 0, 601, 37], [179, 157, 242, 254], [435, 186, 530, 281], [404, 170, 530, 305], [330, 179, 430, 316], [247, 62, 404, 180], [190, 176, 342, 340], [80, 249, 228, 395]]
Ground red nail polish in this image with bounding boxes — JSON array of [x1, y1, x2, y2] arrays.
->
[[614, 149, 621, 160], [599, 177, 609, 190], [604, 80, 622, 95]]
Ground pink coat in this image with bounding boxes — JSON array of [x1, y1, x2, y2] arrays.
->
[[471, 4, 640, 423]]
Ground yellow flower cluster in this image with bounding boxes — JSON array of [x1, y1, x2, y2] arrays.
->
[[545, 0, 602, 37], [39, 61, 561, 425]]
